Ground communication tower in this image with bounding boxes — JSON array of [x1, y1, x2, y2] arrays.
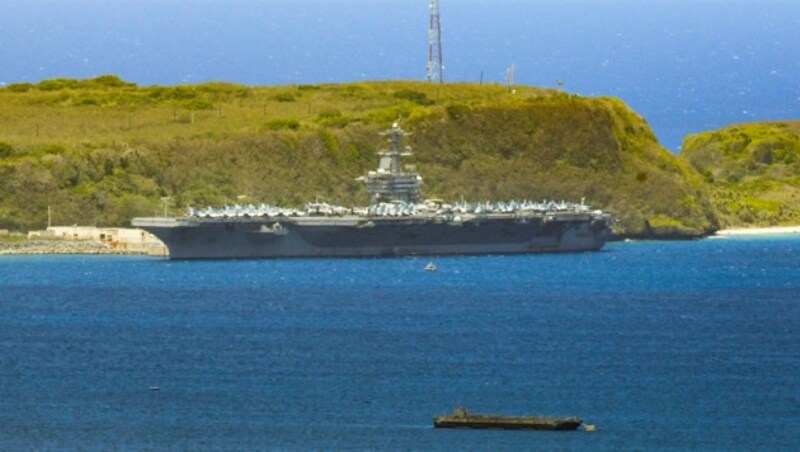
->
[[427, 0, 443, 83]]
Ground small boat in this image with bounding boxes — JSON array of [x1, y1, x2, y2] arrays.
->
[[425, 262, 438, 272], [433, 407, 582, 431]]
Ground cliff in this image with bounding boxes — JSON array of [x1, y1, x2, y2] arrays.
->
[[681, 122, 800, 228], [0, 76, 718, 237]]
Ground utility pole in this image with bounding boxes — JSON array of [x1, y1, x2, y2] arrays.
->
[[160, 197, 170, 217], [427, 0, 444, 83], [506, 63, 515, 92]]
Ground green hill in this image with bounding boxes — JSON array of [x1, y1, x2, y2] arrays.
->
[[681, 122, 800, 227], [0, 76, 718, 237]]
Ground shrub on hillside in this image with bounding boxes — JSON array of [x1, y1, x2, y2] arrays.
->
[[270, 92, 296, 103], [37, 78, 80, 91], [5, 83, 33, 92], [0, 142, 16, 158], [394, 89, 433, 105], [184, 98, 215, 110], [262, 118, 300, 131]]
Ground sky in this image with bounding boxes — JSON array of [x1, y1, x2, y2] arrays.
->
[[0, 0, 798, 150]]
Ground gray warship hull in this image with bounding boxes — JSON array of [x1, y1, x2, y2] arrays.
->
[[132, 123, 611, 260], [133, 212, 609, 260]]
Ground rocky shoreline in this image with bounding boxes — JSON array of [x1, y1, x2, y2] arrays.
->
[[0, 240, 145, 256]]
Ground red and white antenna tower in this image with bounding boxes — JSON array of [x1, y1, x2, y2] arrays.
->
[[427, 0, 443, 83]]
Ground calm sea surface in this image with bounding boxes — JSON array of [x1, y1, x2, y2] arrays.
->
[[1, 237, 798, 450]]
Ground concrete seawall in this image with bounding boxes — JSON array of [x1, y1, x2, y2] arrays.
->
[[0, 240, 146, 256]]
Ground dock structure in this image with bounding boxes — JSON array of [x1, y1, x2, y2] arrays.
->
[[26, 226, 166, 256]]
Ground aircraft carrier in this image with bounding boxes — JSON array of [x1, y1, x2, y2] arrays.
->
[[132, 123, 611, 259]]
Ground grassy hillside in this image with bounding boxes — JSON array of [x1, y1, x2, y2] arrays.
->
[[681, 122, 800, 227], [0, 76, 718, 236]]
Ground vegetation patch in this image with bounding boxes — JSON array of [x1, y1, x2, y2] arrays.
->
[[270, 92, 296, 103], [261, 118, 301, 131], [0, 76, 729, 236], [681, 122, 800, 227], [393, 89, 433, 105]]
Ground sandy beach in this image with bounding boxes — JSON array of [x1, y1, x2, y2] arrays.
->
[[714, 226, 800, 236]]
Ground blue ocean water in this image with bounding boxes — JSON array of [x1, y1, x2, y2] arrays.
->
[[1, 0, 798, 151], [0, 237, 798, 449]]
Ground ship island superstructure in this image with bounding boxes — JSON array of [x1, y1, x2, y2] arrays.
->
[[132, 123, 611, 259]]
